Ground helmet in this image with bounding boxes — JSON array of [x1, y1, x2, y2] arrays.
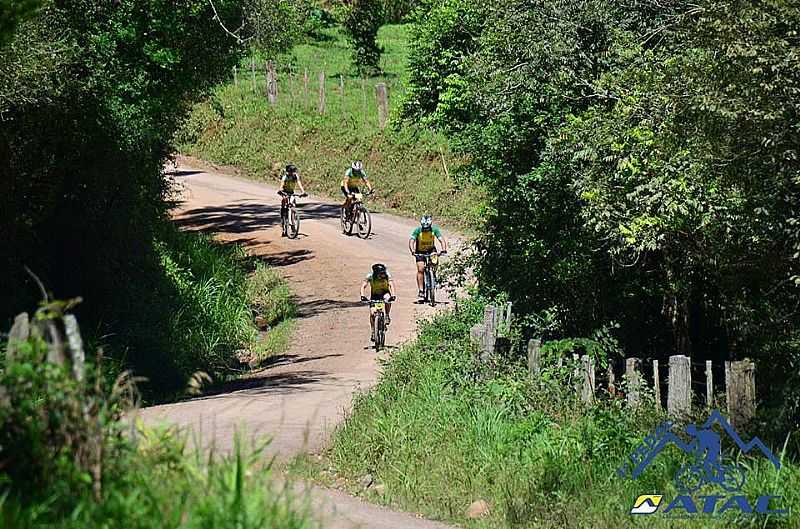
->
[[286, 164, 297, 174], [351, 160, 364, 172], [420, 214, 433, 229], [372, 263, 387, 277]]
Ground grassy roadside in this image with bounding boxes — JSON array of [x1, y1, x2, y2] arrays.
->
[[137, 226, 296, 399], [0, 311, 313, 529], [177, 25, 485, 230], [292, 300, 800, 529]]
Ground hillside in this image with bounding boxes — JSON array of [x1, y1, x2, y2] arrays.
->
[[178, 25, 485, 229]]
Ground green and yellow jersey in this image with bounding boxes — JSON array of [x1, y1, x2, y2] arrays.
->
[[410, 225, 443, 253], [365, 271, 392, 296], [280, 173, 299, 193], [341, 167, 368, 189]]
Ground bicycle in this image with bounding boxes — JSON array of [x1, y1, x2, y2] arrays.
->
[[362, 296, 395, 351], [341, 191, 372, 239], [674, 461, 746, 493], [415, 252, 446, 307], [278, 191, 307, 239]]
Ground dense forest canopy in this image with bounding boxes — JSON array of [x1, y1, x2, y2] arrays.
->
[[402, 0, 800, 424]]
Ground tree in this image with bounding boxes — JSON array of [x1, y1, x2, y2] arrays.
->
[[341, 0, 384, 75]]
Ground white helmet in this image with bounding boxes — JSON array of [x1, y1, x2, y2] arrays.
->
[[351, 160, 364, 172], [420, 214, 433, 229]]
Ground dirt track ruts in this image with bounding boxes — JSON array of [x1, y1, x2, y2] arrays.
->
[[141, 159, 458, 529]]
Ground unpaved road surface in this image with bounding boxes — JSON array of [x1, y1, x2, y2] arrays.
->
[[142, 160, 457, 529]]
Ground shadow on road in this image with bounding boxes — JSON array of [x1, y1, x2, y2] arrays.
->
[[189, 370, 331, 400], [174, 200, 341, 235], [296, 298, 364, 318]]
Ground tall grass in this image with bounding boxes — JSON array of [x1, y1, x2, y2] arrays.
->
[[0, 318, 314, 529], [178, 25, 485, 229], [324, 300, 800, 528]]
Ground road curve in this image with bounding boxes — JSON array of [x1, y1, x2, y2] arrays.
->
[[141, 159, 457, 529]]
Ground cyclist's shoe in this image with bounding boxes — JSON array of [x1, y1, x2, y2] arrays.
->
[[360, 296, 368, 302], [386, 315, 391, 326], [281, 231, 287, 237], [370, 333, 375, 342], [418, 290, 425, 299]]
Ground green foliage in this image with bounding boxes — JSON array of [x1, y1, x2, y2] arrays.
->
[[0, 317, 313, 528], [340, 0, 384, 74], [0, 0, 303, 395], [403, 0, 800, 428], [0, 0, 41, 46], [245, 0, 324, 54], [326, 305, 800, 528], [179, 25, 485, 228]]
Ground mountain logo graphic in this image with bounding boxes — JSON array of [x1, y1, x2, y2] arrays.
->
[[630, 495, 663, 514], [617, 410, 780, 493]]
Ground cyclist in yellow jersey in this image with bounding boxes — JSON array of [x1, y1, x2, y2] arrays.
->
[[409, 214, 448, 299], [360, 263, 396, 338], [341, 160, 373, 214]]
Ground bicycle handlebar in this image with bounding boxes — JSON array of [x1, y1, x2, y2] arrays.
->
[[361, 297, 396, 304]]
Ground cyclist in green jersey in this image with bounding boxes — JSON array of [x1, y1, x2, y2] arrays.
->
[[408, 214, 448, 299], [341, 160, 373, 214]]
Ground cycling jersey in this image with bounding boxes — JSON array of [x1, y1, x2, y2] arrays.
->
[[281, 173, 298, 193], [342, 167, 368, 189], [410, 226, 443, 253], [365, 271, 392, 296]]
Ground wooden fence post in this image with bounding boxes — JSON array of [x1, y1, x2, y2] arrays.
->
[[726, 359, 755, 429], [607, 361, 616, 395], [653, 359, 661, 410], [361, 78, 368, 125], [233, 66, 238, 87], [303, 68, 309, 98], [706, 360, 714, 409], [625, 358, 642, 407], [339, 74, 345, 97], [375, 83, 389, 129], [527, 338, 541, 377], [581, 355, 595, 403], [482, 305, 498, 359], [318, 71, 326, 114], [250, 57, 256, 91], [266, 60, 277, 104], [667, 355, 691, 418]]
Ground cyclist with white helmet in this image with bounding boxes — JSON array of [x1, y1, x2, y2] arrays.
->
[[409, 214, 448, 299], [341, 160, 373, 215]]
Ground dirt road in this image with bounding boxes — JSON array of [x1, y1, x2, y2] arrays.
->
[[141, 160, 457, 529]]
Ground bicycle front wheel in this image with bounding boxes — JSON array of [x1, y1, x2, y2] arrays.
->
[[356, 206, 372, 239], [288, 208, 300, 239], [375, 313, 385, 351], [427, 268, 436, 307]]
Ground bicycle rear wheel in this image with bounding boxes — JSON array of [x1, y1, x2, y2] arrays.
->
[[340, 207, 349, 234], [356, 205, 372, 239], [288, 207, 300, 238]]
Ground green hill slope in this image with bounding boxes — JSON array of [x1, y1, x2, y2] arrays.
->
[[178, 25, 484, 228]]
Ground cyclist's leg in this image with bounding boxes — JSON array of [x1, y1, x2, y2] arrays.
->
[[415, 255, 426, 294], [383, 293, 392, 324]]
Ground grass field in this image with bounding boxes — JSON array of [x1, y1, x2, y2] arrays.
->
[[293, 300, 800, 529], [178, 25, 484, 229]]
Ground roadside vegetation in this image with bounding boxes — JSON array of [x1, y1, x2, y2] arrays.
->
[[178, 24, 485, 228], [0, 310, 314, 529], [315, 303, 799, 528], [0, 0, 302, 397]]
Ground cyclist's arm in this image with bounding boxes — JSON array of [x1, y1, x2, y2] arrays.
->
[[365, 177, 373, 192], [437, 236, 448, 253], [388, 280, 397, 297], [360, 280, 370, 298], [344, 178, 351, 194], [297, 175, 306, 195], [408, 237, 416, 255]]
